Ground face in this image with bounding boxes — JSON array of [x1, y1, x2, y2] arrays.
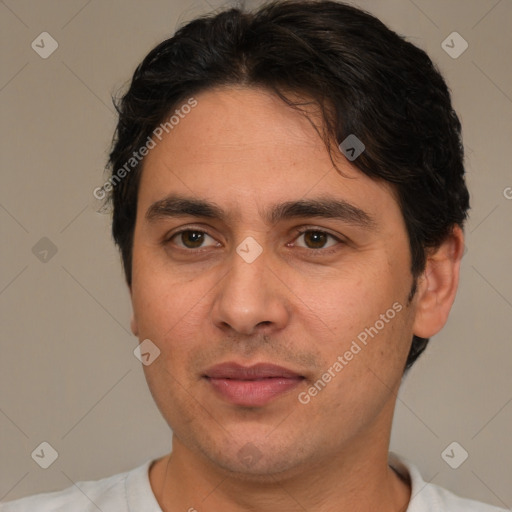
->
[[130, 87, 419, 478]]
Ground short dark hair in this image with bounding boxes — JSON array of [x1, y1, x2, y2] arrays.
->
[[107, 0, 469, 370]]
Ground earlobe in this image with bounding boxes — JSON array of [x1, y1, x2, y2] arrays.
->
[[412, 226, 465, 338]]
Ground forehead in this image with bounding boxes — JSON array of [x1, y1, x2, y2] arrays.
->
[[137, 86, 398, 223], [161, 86, 331, 167]]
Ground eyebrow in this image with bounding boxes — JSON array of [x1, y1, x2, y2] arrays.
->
[[145, 194, 376, 229]]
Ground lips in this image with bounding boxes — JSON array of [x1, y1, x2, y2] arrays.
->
[[203, 362, 305, 407], [204, 362, 303, 380]]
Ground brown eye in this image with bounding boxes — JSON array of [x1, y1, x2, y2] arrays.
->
[[303, 231, 329, 249], [170, 230, 217, 249], [295, 230, 338, 250]]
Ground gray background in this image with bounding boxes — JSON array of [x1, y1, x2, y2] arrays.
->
[[1, 0, 511, 507]]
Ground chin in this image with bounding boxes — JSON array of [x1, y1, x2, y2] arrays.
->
[[197, 433, 315, 482]]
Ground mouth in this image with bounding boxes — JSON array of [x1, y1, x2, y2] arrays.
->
[[203, 362, 305, 407]]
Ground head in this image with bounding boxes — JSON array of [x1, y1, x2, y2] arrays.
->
[[105, 0, 468, 478]]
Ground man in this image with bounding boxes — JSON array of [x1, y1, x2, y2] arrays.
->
[[2, 1, 507, 511]]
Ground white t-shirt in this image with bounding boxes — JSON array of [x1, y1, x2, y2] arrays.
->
[[1, 453, 507, 511]]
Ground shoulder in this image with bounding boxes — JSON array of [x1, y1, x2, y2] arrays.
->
[[0, 460, 156, 512], [389, 453, 508, 512]]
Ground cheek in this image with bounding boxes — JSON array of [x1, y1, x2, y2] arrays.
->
[[131, 246, 202, 336], [130, 262, 219, 393], [302, 267, 411, 375], [300, 267, 394, 335], [306, 304, 413, 424], [132, 283, 207, 354]]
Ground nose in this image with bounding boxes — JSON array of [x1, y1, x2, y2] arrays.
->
[[211, 242, 291, 336]]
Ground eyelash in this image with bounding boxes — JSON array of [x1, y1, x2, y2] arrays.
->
[[165, 226, 344, 255]]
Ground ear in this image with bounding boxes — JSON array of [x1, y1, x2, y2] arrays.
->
[[131, 314, 139, 337], [127, 283, 139, 337], [412, 225, 465, 338]]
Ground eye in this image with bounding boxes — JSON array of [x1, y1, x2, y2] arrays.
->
[[168, 229, 219, 249], [293, 229, 341, 250]]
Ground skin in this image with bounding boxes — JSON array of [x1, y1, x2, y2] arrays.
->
[[129, 86, 464, 511]]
